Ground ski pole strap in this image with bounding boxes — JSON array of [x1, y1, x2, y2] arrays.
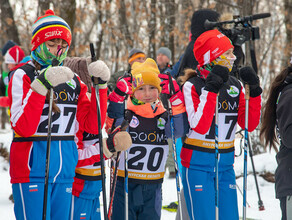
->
[[37, 71, 53, 89]]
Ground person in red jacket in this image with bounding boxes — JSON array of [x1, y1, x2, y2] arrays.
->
[[8, 10, 110, 220], [179, 29, 262, 220], [65, 57, 132, 220]]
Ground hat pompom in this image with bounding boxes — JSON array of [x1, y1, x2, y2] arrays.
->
[[45, 9, 55, 15]]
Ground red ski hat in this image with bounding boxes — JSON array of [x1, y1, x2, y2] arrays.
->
[[193, 29, 233, 68], [31, 9, 72, 51], [4, 45, 25, 64]]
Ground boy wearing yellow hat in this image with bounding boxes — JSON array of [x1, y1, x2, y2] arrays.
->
[[107, 58, 188, 220]]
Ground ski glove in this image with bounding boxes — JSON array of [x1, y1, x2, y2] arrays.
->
[[87, 58, 111, 89], [103, 126, 132, 158], [108, 74, 132, 103], [31, 66, 74, 96], [239, 66, 262, 97], [159, 73, 184, 106], [204, 65, 229, 94]]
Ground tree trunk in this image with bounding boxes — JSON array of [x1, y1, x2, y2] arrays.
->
[[166, 0, 175, 63], [119, 0, 133, 50], [148, 0, 157, 59], [95, 0, 104, 60], [0, 0, 20, 45], [239, 0, 255, 68], [284, 0, 292, 66], [53, 0, 76, 56], [38, 0, 51, 16]]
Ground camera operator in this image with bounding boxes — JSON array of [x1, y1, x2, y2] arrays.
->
[[176, 9, 220, 79]]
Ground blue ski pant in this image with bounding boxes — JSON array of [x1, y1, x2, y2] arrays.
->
[[111, 180, 162, 220], [182, 166, 239, 220], [70, 195, 101, 220], [12, 182, 72, 220], [70, 180, 102, 220]]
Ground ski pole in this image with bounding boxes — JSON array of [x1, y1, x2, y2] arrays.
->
[[247, 136, 265, 211], [236, 184, 251, 208], [167, 73, 183, 220], [242, 84, 250, 220], [215, 93, 219, 220], [124, 144, 129, 220], [108, 152, 121, 220], [108, 119, 130, 219], [42, 58, 59, 220], [237, 129, 265, 211], [90, 43, 108, 220], [124, 70, 132, 220]]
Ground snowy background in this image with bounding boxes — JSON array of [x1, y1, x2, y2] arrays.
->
[[0, 126, 280, 220]]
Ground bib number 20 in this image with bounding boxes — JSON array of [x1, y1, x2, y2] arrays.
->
[[128, 146, 164, 172]]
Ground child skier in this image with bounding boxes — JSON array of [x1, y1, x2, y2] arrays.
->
[[107, 58, 188, 220], [65, 57, 132, 220], [8, 10, 109, 220], [179, 29, 262, 220]]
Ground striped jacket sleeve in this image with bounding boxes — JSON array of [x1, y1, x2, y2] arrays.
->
[[75, 129, 101, 167], [183, 81, 217, 135], [9, 69, 46, 137]]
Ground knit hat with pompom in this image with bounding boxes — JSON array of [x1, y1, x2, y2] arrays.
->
[[31, 9, 71, 51], [4, 45, 25, 64]]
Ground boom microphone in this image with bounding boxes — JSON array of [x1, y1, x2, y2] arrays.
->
[[234, 13, 271, 23], [250, 13, 271, 21], [204, 12, 271, 30]]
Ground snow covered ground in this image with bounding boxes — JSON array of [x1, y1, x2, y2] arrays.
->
[[0, 127, 281, 220]]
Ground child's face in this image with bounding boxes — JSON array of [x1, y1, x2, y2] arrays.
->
[[45, 39, 68, 57], [221, 48, 235, 59], [133, 85, 159, 103], [7, 63, 17, 71]]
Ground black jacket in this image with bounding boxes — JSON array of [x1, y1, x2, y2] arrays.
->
[[177, 9, 220, 77], [275, 74, 292, 198]]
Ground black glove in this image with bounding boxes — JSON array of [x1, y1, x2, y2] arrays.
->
[[204, 65, 229, 93], [239, 66, 262, 97]]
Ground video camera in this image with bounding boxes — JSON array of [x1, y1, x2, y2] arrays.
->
[[204, 13, 271, 46]]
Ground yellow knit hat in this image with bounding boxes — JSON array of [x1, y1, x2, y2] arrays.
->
[[131, 58, 161, 93]]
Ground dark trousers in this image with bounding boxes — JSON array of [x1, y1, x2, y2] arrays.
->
[[112, 180, 162, 220], [280, 196, 292, 220]]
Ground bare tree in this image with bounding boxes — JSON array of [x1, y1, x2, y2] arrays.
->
[[165, 0, 176, 62], [119, 0, 133, 50], [147, 0, 157, 59], [38, 0, 51, 16], [0, 0, 20, 45], [283, 0, 292, 66]]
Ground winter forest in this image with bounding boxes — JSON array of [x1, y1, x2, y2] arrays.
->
[[0, 0, 291, 219]]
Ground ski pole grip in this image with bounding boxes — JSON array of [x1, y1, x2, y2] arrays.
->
[[167, 71, 175, 97], [120, 119, 129, 131], [52, 58, 59, 67], [89, 43, 100, 85], [90, 43, 97, 62], [122, 69, 132, 100], [245, 84, 250, 100]]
